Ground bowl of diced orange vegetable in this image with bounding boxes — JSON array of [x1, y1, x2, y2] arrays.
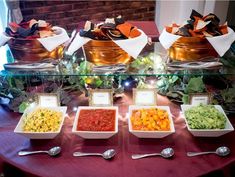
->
[[128, 106, 175, 138]]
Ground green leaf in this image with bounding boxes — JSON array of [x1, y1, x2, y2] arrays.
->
[[68, 76, 77, 85], [19, 102, 29, 113], [7, 77, 13, 88], [14, 79, 24, 90], [221, 87, 235, 103], [185, 77, 205, 93], [182, 94, 189, 104], [130, 54, 154, 74], [95, 79, 103, 87], [79, 61, 93, 74], [170, 75, 179, 83]]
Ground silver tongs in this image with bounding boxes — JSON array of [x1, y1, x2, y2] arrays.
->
[[92, 64, 127, 73], [167, 58, 223, 70], [4, 59, 58, 70]]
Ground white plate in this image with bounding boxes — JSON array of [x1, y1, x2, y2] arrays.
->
[[181, 105, 234, 137]]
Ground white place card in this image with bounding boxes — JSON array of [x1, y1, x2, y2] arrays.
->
[[89, 89, 113, 106], [190, 94, 210, 105], [37, 93, 60, 107], [133, 89, 157, 106]]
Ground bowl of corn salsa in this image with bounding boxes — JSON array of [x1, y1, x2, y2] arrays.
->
[[72, 106, 118, 139], [14, 106, 67, 139], [128, 105, 175, 138]]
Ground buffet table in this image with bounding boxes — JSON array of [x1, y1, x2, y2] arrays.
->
[[1, 9, 235, 177], [1, 94, 235, 177]]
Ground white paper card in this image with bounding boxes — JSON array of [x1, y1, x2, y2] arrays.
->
[[134, 90, 156, 105], [38, 95, 59, 107], [92, 92, 111, 106], [191, 95, 209, 105]]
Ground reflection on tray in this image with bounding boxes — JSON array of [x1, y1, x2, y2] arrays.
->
[[3, 59, 58, 71], [166, 57, 223, 71], [92, 64, 127, 74]]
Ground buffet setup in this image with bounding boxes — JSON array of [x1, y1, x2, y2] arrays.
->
[[1, 10, 235, 177]]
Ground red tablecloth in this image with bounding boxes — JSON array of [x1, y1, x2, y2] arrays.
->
[[1, 96, 235, 177]]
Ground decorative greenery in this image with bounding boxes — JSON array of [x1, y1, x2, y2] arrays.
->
[[155, 76, 207, 104], [19, 102, 30, 113], [156, 75, 180, 95], [185, 77, 205, 93], [211, 85, 235, 113], [130, 54, 154, 74], [0, 59, 127, 112], [0, 76, 33, 112], [1, 49, 235, 113]]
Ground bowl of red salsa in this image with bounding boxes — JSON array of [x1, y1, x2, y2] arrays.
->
[[72, 106, 118, 139]]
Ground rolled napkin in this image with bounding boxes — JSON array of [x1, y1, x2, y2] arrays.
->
[[66, 29, 148, 59], [159, 27, 235, 57], [0, 26, 69, 52]]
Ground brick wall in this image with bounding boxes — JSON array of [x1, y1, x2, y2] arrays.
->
[[20, 0, 156, 32]]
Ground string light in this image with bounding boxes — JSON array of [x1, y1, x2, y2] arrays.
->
[[73, 107, 78, 112], [29, 102, 36, 108], [64, 51, 69, 55], [124, 81, 130, 87], [72, 55, 77, 61], [150, 80, 155, 85]]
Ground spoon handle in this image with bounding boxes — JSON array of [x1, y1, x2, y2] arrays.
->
[[132, 153, 161, 159], [18, 150, 48, 156], [73, 152, 102, 157], [187, 151, 215, 157]]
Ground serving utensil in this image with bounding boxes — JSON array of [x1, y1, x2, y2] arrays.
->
[[92, 64, 127, 74], [73, 149, 116, 160], [132, 147, 174, 160], [187, 146, 230, 157], [18, 146, 61, 156]]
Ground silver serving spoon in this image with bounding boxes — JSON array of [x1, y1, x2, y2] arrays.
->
[[187, 146, 230, 157], [132, 147, 174, 160], [18, 146, 61, 157], [73, 149, 116, 160]]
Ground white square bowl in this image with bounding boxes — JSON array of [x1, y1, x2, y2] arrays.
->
[[72, 106, 118, 139], [14, 106, 67, 139], [128, 105, 175, 138], [181, 105, 234, 137]]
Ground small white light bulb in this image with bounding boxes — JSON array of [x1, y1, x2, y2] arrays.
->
[[73, 107, 78, 112], [124, 81, 130, 87]]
